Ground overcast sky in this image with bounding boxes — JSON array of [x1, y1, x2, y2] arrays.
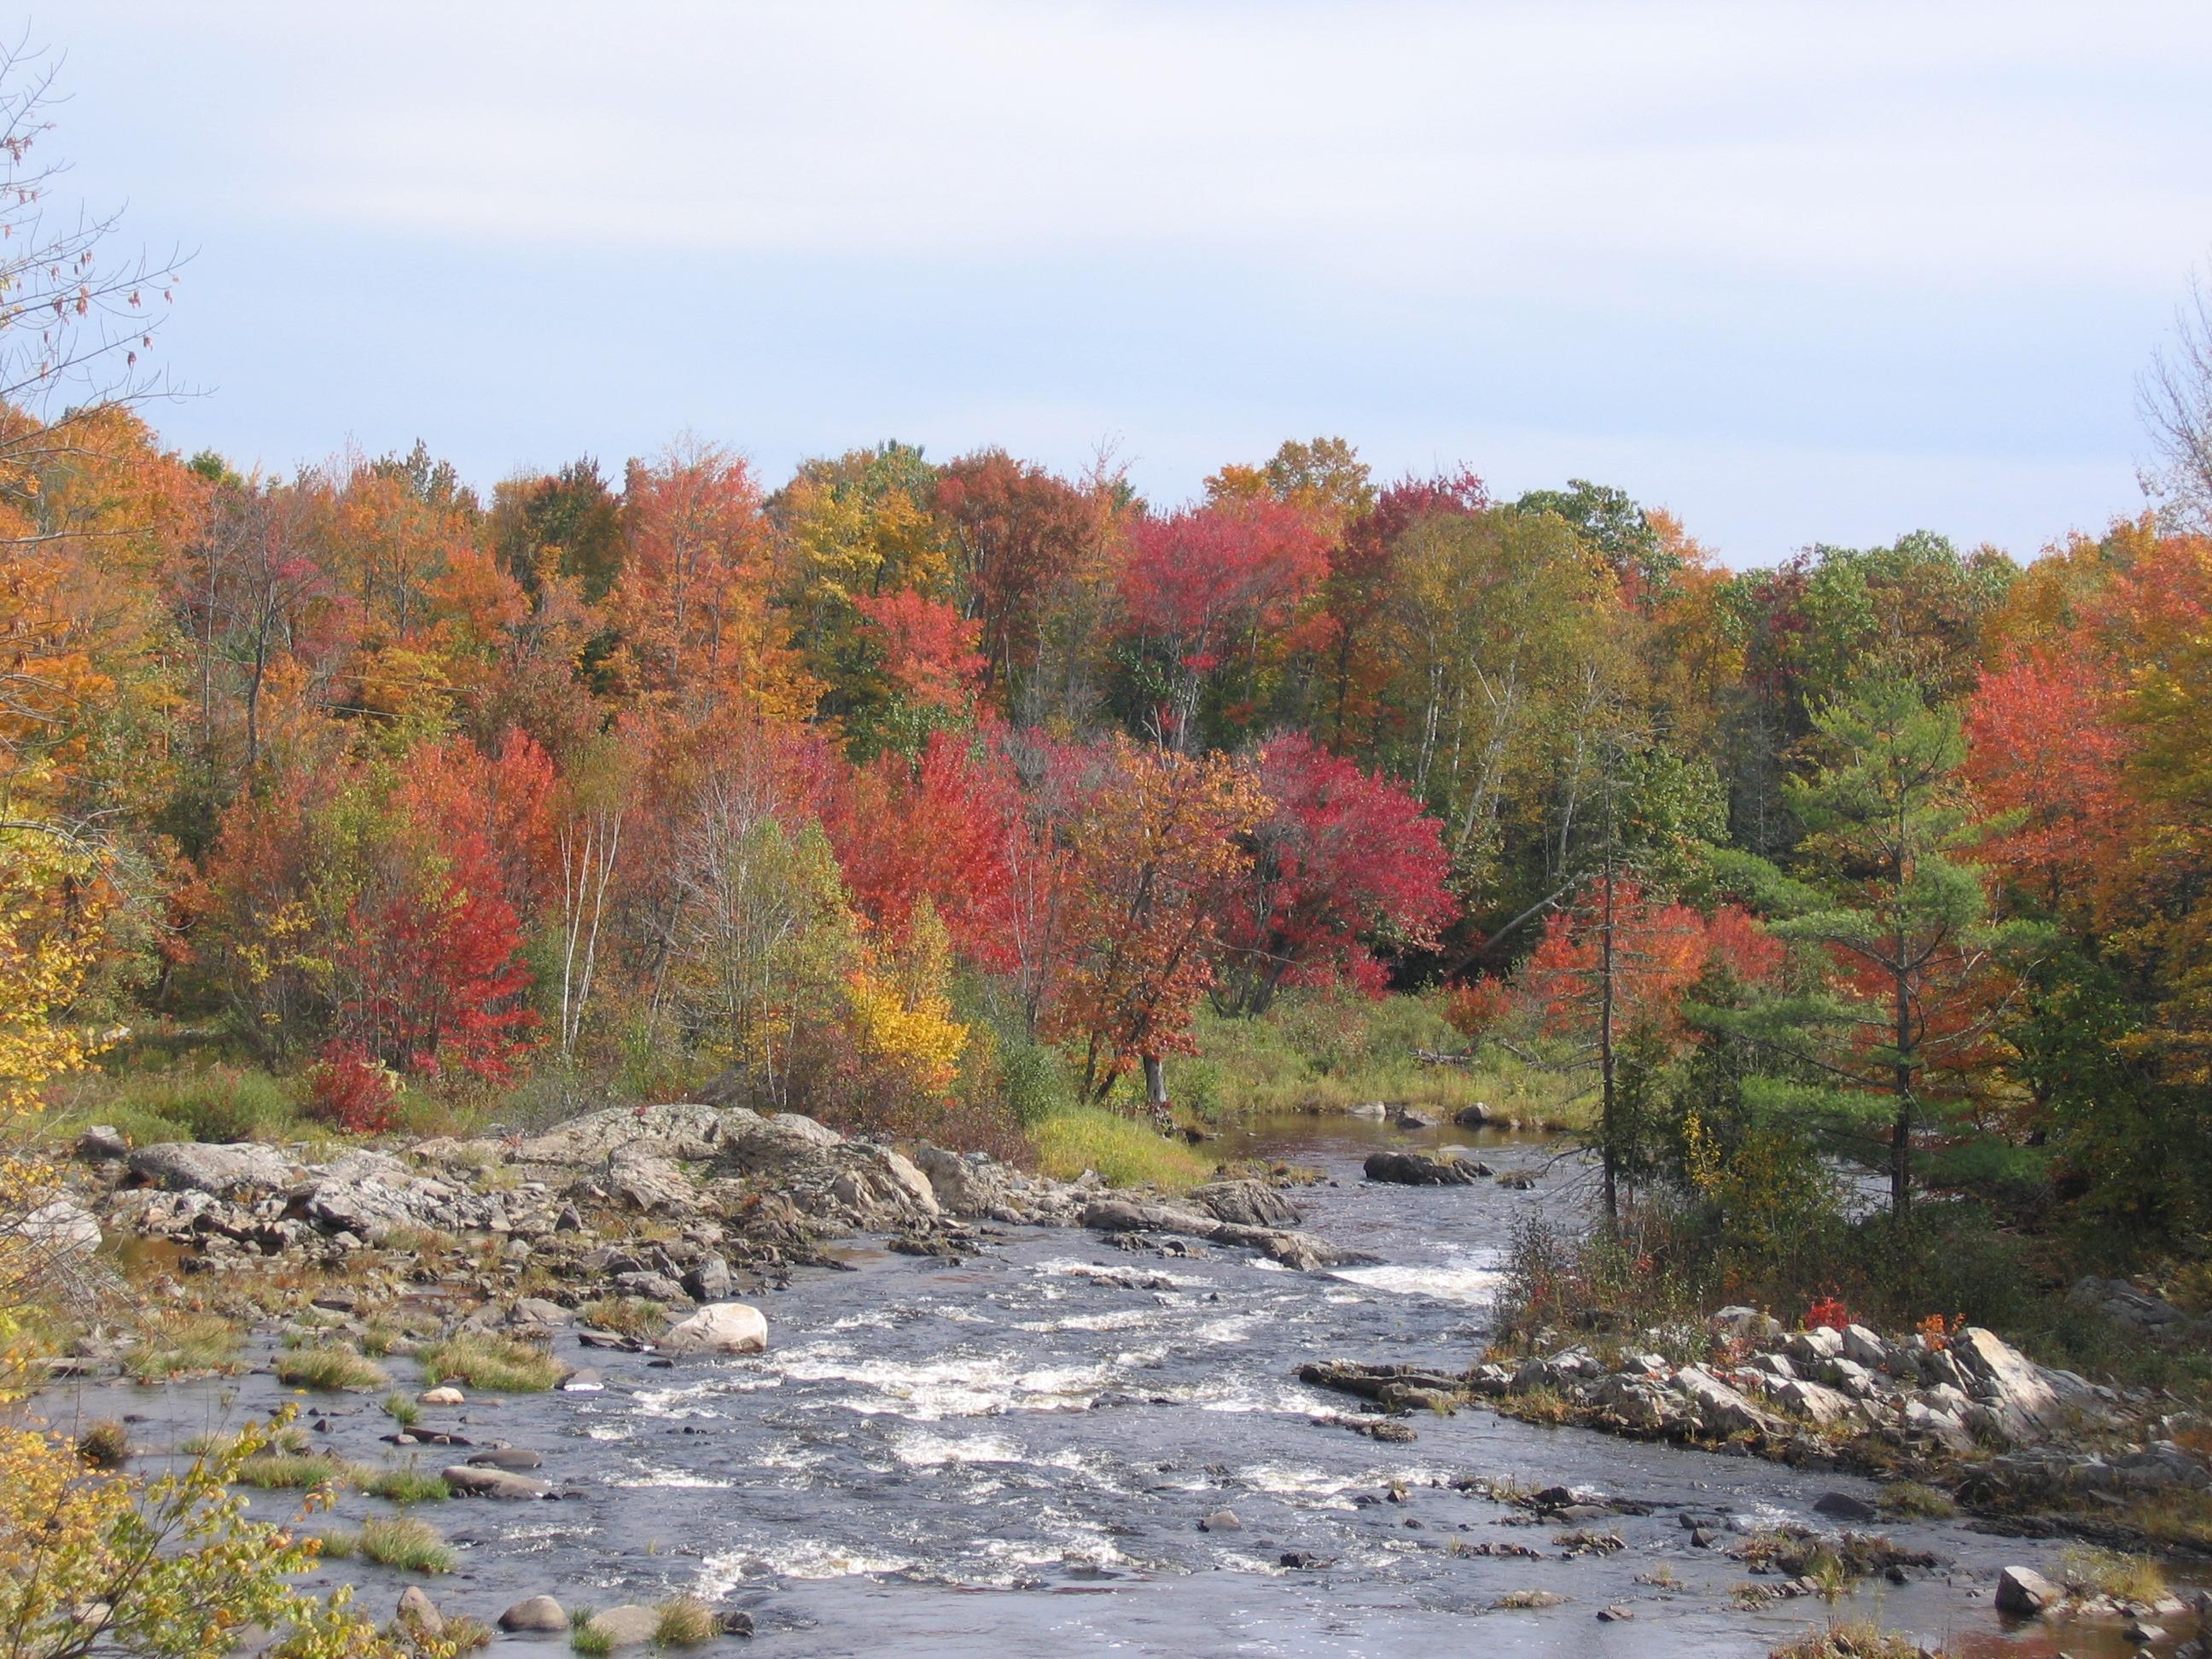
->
[[44, 1, 2212, 563]]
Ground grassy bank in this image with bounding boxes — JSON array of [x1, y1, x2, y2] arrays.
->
[[1175, 988, 1592, 1129]]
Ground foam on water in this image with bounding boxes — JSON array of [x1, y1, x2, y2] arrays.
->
[[1330, 1259, 1505, 1307]]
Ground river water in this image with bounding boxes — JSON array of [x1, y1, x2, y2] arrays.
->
[[38, 1115, 2197, 1656]]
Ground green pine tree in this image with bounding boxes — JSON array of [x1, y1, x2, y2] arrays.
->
[[1707, 679, 2046, 1217]]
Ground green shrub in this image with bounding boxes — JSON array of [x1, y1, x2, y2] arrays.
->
[[275, 1346, 388, 1391], [235, 1452, 357, 1490], [364, 1462, 450, 1503], [357, 1515, 453, 1574], [998, 1040, 1074, 1128], [1029, 1106, 1211, 1191], [416, 1334, 563, 1392], [71, 1065, 304, 1144], [126, 1313, 246, 1381], [381, 1391, 420, 1429], [654, 1598, 718, 1646], [76, 1419, 130, 1468]]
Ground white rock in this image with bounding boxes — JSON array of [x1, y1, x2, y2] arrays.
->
[[661, 1301, 768, 1355]]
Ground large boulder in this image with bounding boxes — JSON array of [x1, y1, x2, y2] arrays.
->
[[1190, 1179, 1302, 1230], [602, 1144, 701, 1216], [513, 1102, 732, 1166], [709, 1107, 844, 1174], [442, 1464, 550, 1499], [582, 1605, 661, 1650], [1994, 1564, 2059, 1617], [1362, 1150, 1488, 1186], [300, 1149, 504, 1240], [1669, 1365, 1779, 1435], [1950, 1327, 2081, 1441], [661, 1301, 769, 1355], [7, 1198, 102, 1257], [913, 1144, 1014, 1217], [127, 1141, 295, 1196], [498, 1596, 568, 1633]]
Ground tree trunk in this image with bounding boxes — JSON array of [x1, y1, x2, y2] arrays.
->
[[1142, 1054, 1171, 1132]]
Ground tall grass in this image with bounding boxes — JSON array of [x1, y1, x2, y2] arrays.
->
[[416, 1334, 564, 1392], [1185, 989, 1592, 1126], [1029, 1107, 1212, 1191]]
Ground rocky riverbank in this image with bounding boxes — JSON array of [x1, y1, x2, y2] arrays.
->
[[1300, 1303, 2212, 1560], [19, 1105, 2212, 1656]]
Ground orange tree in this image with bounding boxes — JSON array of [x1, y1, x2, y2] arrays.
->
[[1047, 738, 1266, 1118]]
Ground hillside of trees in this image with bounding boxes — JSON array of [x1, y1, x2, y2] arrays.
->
[[4, 61, 2209, 1329]]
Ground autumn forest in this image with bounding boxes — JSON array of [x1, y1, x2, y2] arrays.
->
[[7, 60, 2212, 1342]]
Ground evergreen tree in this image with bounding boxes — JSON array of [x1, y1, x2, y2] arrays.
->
[[1708, 679, 2045, 1216]]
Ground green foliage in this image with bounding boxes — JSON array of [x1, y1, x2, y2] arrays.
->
[[125, 1313, 247, 1381], [654, 1598, 719, 1646], [997, 1038, 1075, 1127], [364, 1462, 451, 1504], [1708, 679, 2045, 1214], [416, 1334, 564, 1392], [276, 1344, 390, 1391], [234, 1451, 358, 1490], [0, 1408, 408, 1659]]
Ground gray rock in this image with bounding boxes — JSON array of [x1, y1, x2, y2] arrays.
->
[[126, 1141, 295, 1196], [585, 1604, 662, 1649], [603, 1144, 701, 1216], [466, 1447, 544, 1470], [510, 1296, 571, 1328], [1812, 1491, 1879, 1523], [515, 1103, 731, 1167], [1670, 1365, 1779, 1435], [395, 1586, 443, 1639], [441, 1463, 550, 1499], [561, 1367, 604, 1393], [612, 1270, 690, 1304], [8, 1199, 102, 1256], [1079, 1197, 1353, 1271], [1361, 1150, 1488, 1186], [1995, 1564, 2059, 1617], [914, 1144, 1013, 1216], [75, 1124, 131, 1161], [1190, 1179, 1302, 1230], [661, 1302, 768, 1355], [682, 1256, 735, 1302], [498, 1595, 567, 1632]]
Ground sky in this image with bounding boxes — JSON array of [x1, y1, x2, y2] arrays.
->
[[41, 1, 2212, 565]]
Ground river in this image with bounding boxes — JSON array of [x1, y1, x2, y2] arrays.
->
[[37, 1115, 2193, 1656]]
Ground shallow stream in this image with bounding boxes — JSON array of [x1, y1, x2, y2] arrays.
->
[[38, 1115, 2199, 1656]]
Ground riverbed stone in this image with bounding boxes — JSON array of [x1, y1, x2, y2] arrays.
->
[[1190, 1179, 1302, 1230], [1995, 1564, 2059, 1616], [661, 1301, 769, 1354], [394, 1586, 443, 1638], [126, 1140, 295, 1196], [498, 1595, 567, 1632], [466, 1447, 544, 1470], [1361, 1150, 1487, 1186], [585, 1604, 661, 1648], [442, 1463, 550, 1499]]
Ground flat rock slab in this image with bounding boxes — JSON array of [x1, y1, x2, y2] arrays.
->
[[1362, 1150, 1489, 1186], [585, 1604, 661, 1648], [442, 1464, 551, 1499], [465, 1447, 544, 1470]]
